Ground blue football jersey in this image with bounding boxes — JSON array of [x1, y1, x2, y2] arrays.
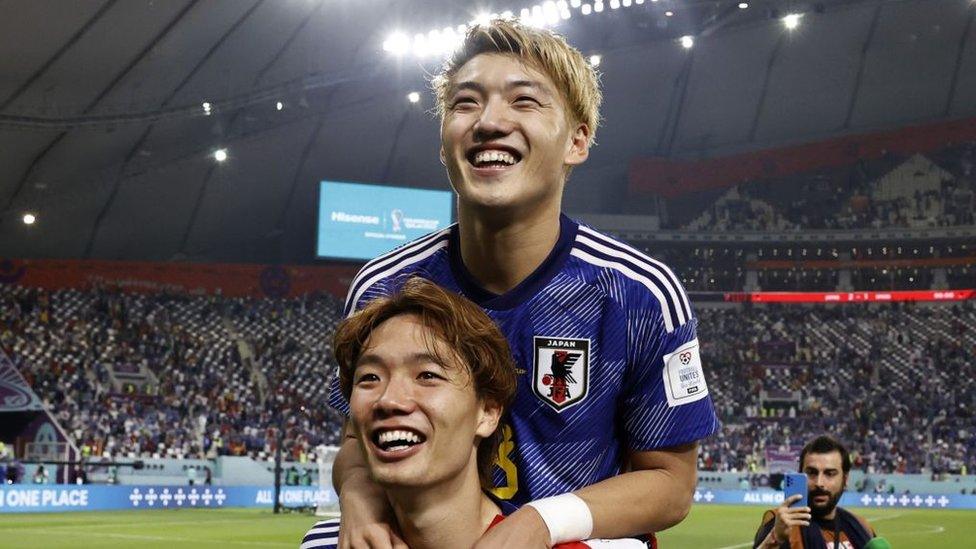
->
[[328, 214, 719, 506]]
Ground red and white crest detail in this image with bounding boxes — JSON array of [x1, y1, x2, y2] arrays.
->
[[533, 336, 590, 412]]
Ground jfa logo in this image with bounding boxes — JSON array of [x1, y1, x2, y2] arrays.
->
[[533, 337, 590, 412]]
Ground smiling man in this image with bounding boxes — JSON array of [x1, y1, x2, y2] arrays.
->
[[328, 18, 719, 548], [303, 279, 647, 549]]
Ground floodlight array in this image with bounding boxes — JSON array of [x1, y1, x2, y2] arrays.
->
[[382, 0, 661, 59]]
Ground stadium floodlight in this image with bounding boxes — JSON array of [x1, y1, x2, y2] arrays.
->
[[680, 35, 694, 49], [275, 101, 283, 111], [589, 54, 601, 66], [622, 0, 632, 6], [609, 0, 620, 9], [201, 101, 212, 116], [594, 1, 604, 12], [213, 148, 228, 162], [472, 12, 492, 27], [412, 33, 429, 57], [23, 213, 36, 225], [543, 1, 560, 24], [581, 3, 592, 15], [783, 13, 802, 29], [636, 0, 644, 4], [407, 91, 421, 103], [665, 10, 674, 17], [382, 32, 410, 55], [571, 0, 581, 7], [738, 2, 749, 8]]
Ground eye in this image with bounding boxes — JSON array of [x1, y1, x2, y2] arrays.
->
[[451, 96, 477, 109], [355, 373, 380, 384], [514, 95, 541, 106], [417, 371, 445, 381]]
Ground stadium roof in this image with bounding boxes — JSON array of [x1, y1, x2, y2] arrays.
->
[[1, 0, 974, 264]]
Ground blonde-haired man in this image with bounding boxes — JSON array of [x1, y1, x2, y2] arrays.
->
[[329, 18, 718, 548]]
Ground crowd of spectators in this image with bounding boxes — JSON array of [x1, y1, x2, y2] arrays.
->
[[627, 241, 972, 292], [669, 141, 976, 233], [697, 302, 975, 476], [0, 284, 345, 462], [2, 283, 973, 478]]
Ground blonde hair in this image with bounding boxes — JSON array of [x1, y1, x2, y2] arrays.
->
[[432, 18, 602, 142]]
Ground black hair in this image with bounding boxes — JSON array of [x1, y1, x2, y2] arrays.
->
[[799, 435, 851, 474]]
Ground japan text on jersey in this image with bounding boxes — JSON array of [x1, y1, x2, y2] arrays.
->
[[328, 215, 720, 507]]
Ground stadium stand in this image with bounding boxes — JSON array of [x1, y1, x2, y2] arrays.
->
[[3, 281, 972, 477], [0, 285, 345, 462], [698, 302, 976, 476], [666, 141, 976, 232]]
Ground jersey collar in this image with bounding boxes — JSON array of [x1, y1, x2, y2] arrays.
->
[[448, 213, 578, 311]]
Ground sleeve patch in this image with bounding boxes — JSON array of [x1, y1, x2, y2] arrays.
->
[[662, 338, 709, 407]]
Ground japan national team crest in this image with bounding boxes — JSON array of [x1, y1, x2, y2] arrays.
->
[[533, 336, 590, 412]]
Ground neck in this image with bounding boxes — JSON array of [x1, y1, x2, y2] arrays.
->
[[457, 202, 562, 295], [386, 466, 500, 549]]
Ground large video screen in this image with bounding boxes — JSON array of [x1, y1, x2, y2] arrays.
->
[[316, 181, 453, 261]]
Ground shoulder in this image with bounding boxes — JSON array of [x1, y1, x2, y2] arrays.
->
[[342, 226, 453, 315], [853, 512, 875, 536], [569, 223, 692, 334], [300, 518, 340, 549]]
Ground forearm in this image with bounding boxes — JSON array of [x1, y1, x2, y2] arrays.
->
[[757, 530, 782, 549], [332, 430, 369, 495], [574, 466, 695, 538]]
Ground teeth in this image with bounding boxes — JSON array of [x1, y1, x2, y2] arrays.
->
[[377, 430, 422, 447], [473, 150, 517, 166]]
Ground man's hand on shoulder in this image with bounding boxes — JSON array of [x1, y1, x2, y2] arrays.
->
[[474, 505, 552, 549]]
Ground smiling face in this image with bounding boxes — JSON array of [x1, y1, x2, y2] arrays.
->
[[440, 53, 590, 217], [803, 451, 848, 519], [349, 314, 501, 489]]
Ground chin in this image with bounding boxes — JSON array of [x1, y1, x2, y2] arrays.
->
[[371, 468, 428, 489]]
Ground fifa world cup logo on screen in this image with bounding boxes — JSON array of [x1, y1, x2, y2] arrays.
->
[[390, 209, 404, 232]]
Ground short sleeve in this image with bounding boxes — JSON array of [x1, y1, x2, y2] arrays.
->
[[619, 283, 720, 450]]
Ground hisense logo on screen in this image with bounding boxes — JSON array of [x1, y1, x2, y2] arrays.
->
[[317, 181, 453, 261]]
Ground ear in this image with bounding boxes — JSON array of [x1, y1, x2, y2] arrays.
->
[[475, 398, 503, 439], [439, 147, 447, 166], [564, 122, 591, 167]]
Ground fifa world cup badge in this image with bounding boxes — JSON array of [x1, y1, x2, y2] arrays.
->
[[533, 336, 590, 412]]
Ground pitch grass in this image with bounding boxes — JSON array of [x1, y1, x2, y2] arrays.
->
[[0, 505, 971, 548]]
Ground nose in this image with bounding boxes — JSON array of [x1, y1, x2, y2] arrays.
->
[[373, 377, 416, 416], [473, 97, 513, 140]]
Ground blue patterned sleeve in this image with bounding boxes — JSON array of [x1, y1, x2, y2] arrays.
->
[[619, 284, 720, 450]]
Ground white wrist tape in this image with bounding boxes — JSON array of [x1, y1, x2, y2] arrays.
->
[[526, 493, 593, 544]]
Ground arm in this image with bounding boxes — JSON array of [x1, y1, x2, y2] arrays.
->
[[474, 442, 699, 548], [752, 495, 810, 548], [576, 441, 698, 537], [331, 420, 406, 549]]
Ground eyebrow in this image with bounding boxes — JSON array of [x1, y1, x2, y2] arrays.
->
[[355, 352, 448, 369], [805, 467, 840, 474], [452, 79, 551, 95]]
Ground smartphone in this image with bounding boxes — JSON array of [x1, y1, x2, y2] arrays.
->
[[783, 473, 809, 508]]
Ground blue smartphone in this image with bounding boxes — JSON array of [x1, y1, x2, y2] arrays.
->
[[783, 473, 808, 507]]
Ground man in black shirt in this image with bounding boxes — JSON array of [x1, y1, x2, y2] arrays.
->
[[754, 436, 876, 548]]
